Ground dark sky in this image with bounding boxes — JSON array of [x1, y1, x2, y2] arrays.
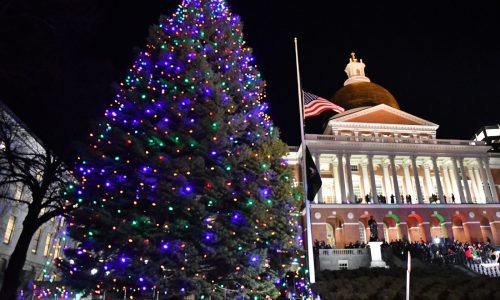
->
[[0, 0, 499, 162]]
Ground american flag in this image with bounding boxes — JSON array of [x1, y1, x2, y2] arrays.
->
[[303, 91, 344, 119]]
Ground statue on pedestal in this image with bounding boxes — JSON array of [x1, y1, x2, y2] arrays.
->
[[368, 216, 378, 241]]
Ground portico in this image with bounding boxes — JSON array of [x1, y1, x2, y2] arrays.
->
[[306, 104, 497, 206], [287, 54, 500, 250]]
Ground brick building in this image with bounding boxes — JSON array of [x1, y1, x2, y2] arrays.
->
[[288, 54, 500, 248]]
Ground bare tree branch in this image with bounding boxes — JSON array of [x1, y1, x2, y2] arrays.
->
[[0, 104, 78, 298]]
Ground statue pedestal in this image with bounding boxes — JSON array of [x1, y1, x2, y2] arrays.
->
[[368, 241, 388, 268]]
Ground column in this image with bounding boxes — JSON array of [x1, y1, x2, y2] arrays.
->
[[458, 158, 472, 204], [431, 157, 444, 203], [411, 156, 424, 204], [359, 162, 366, 198], [382, 160, 393, 199], [403, 160, 414, 200], [477, 159, 493, 202], [345, 154, 355, 203], [421, 222, 433, 243], [483, 158, 499, 202], [451, 158, 465, 203], [361, 161, 370, 202], [473, 167, 486, 203], [333, 159, 341, 204], [442, 165, 452, 201], [336, 154, 347, 204], [389, 155, 401, 203], [314, 154, 323, 203], [367, 155, 378, 203], [467, 166, 480, 203], [423, 163, 434, 202]]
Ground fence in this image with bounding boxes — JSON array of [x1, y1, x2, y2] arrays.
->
[[456, 252, 500, 277], [318, 248, 371, 270]]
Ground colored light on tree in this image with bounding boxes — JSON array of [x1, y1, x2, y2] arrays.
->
[[59, 0, 306, 298]]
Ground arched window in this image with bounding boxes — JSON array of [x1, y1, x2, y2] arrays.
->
[[326, 223, 335, 247], [383, 223, 389, 242], [358, 222, 366, 243]]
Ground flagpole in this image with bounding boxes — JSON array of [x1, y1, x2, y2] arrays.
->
[[406, 251, 411, 300], [294, 37, 316, 284]]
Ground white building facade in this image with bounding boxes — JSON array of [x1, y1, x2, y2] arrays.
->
[[0, 102, 72, 286], [288, 54, 500, 247]]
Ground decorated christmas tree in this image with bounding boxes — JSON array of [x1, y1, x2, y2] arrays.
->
[[59, 0, 304, 298]]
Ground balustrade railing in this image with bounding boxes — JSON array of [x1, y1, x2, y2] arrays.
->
[[310, 134, 487, 146], [456, 251, 500, 277], [319, 248, 368, 256]]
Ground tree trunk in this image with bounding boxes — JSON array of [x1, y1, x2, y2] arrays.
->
[[0, 216, 37, 300]]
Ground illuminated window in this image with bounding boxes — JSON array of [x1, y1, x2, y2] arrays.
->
[[31, 229, 41, 254], [321, 178, 335, 203], [352, 177, 361, 200], [43, 233, 52, 257], [320, 162, 331, 172], [3, 215, 16, 244], [359, 222, 367, 243], [58, 217, 65, 230], [14, 184, 23, 201], [53, 239, 61, 258], [375, 177, 384, 195], [383, 223, 389, 241]]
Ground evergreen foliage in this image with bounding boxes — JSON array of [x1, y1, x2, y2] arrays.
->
[[58, 0, 303, 298]]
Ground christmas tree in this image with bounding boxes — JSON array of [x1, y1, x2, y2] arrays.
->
[[59, 0, 303, 298]]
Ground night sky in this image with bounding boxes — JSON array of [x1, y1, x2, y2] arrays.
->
[[0, 0, 499, 162]]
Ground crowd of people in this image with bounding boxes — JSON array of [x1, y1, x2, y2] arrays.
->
[[313, 239, 368, 251], [349, 193, 457, 204], [388, 238, 499, 265], [314, 238, 500, 266]]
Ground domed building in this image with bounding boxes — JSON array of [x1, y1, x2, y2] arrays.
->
[[287, 53, 500, 272], [332, 52, 399, 110]]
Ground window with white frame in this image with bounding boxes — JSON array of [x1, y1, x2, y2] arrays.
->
[[43, 233, 52, 257], [14, 183, 23, 201], [397, 177, 405, 197], [383, 223, 389, 241], [3, 215, 16, 244], [32, 229, 41, 254], [375, 177, 384, 196], [320, 162, 331, 172], [53, 239, 62, 258], [352, 177, 361, 200], [359, 222, 367, 243], [321, 178, 335, 203]]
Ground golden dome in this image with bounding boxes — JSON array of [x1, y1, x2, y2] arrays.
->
[[332, 81, 400, 110]]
